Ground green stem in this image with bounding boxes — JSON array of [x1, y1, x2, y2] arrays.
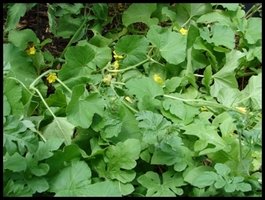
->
[[31, 87, 57, 119], [6, 77, 37, 96], [110, 84, 138, 113], [107, 58, 149, 73], [163, 94, 230, 110], [238, 129, 243, 161], [181, 16, 192, 27], [56, 78, 72, 94]]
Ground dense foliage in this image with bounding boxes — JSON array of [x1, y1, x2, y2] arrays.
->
[[3, 3, 262, 197]]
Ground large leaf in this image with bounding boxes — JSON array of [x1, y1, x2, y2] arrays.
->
[[8, 29, 39, 50], [66, 85, 105, 129], [147, 25, 186, 65], [122, 3, 158, 27], [50, 160, 91, 196], [240, 73, 261, 110], [42, 117, 75, 145], [183, 118, 227, 155], [4, 78, 24, 116], [115, 35, 149, 67], [245, 17, 261, 44], [4, 43, 37, 87], [184, 166, 217, 188], [211, 50, 245, 98], [136, 111, 171, 145], [137, 170, 185, 196], [58, 45, 95, 87], [4, 152, 27, 172], [200, 24, 235, 49], [5, 3, 36, 32], [125, 77, 163, 99], [105, 139, 141, 183]]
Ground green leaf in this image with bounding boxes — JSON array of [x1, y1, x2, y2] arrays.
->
[[4, 95, 11, 116], [106, 139, 141, 183], [4, 152, 27, 172], [46, 144, 82, 177], [58, 45, 95, 87], [66, 85, 105, 129], [197, 11, 233, 26], [236, 182, 252, 192], [184, 166, 213, 185], [26, 177, 49, 193], [34, 140, 62, 161], [191, 171, 217, 188], [50, 160, 91, 196], [202, 65, 212, 93], [122, 3, 158, 27], [126, 77, 163, 99], [183, 119, 227, 155], [78, 40, 112, 68], [8, 29, 39, 50], [211, 50, 244, 97], [183, 3, 212, 18], [214, 163, 231, 176], [245, 18, 261, 44], [79, 180, 122, 197], [151, 135, 187, 166], [42, 117, 75, 145], [4, 44, 37, 87], [201, 24, 235, 49], [4, 78, 24, 116], [241, 73, 261, 110], [215, 3, 239, 11], [115, 35, 149, 67], [136, 111, 171, 144], [5, 3, 36, 32], [165, 77, 182, 93], [137, 170, 185, 196], [147, 25, 186, 65]]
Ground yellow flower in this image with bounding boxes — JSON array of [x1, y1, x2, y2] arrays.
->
[[103, 74, 112, 85], [125, 96, 133, 103], [113, 51, 124, 60], [153, 74, 164, 85], [46, 73, 57, 83], [200, 106, 208, 112], [179, 27, 188, 36], [235, 106, 247, 114], [112, 60, 120, 70], [26, 46, 36, 55]]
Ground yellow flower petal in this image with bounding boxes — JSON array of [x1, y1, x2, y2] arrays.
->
[[46, 73, 57, 83], [125, 96, 133, 103], [235, 106, 247, 114], [113, 51, 124, 60], [26, 46, 36, 55], [153, 74, 164, 85], [112, 60, 120, 69], [103, 74, 112, 85], [179, 27, 188, 36]]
